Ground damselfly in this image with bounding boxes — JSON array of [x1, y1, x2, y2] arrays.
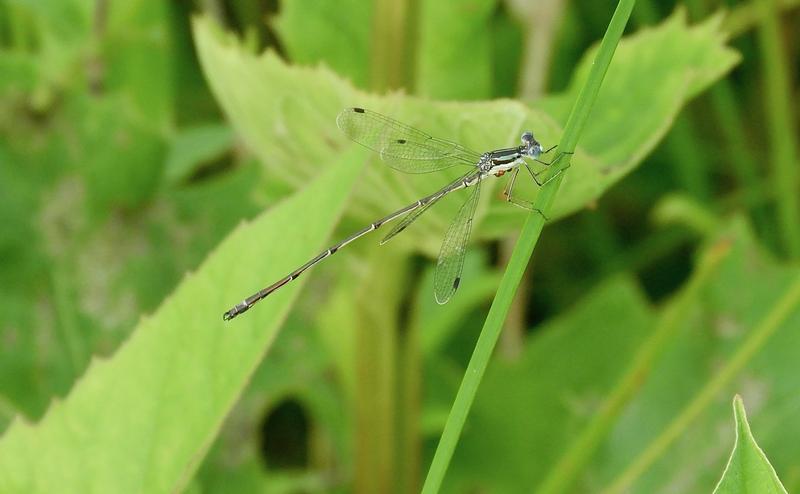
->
[[223, 107, 565, 320]]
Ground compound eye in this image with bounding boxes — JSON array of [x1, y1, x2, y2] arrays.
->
[[521, 131, 534, 144]]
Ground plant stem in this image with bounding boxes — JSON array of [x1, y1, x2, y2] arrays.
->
[[665, 116, 712, 201], [420, 1, 636, 491], [511, 0, 566, 99], [371, 0, 410, 91], [756, 0, 800, 258], [708, 79, 770, 235], [724, 0, 800, 38], [603, 271, 800, 493], [398, 264, 422, 494], [354, 246, 402, 494]]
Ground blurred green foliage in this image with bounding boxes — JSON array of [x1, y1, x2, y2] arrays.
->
[[0, 0, 798, 493]]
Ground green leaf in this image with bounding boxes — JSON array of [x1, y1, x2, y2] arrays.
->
[[595, 219, 800, 492], [448, 276, 656, 493], [196, 316, 351, 493], [437, 217, 800, 493], [0, 151, 363, 493], [713, 395, 788, 494], [194, 12, 738, 261], [511, 8, 740, 236]]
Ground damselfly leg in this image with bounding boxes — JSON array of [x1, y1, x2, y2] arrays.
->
[[503, 167, 548, 219]]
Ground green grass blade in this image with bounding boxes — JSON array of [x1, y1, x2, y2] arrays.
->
[[420, 1, 636, 492]]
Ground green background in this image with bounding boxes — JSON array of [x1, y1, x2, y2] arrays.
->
[[0, 0, 797, 492]]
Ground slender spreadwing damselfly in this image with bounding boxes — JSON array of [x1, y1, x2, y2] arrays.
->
[[223, 107, 567, 320]]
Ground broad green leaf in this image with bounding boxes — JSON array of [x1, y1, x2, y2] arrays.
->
[[193, 12, 737, 260], [590, 218, 800, 492], [542, 9, 738, 168], [491, 8, 741, 237], [196, 316, 351, 493], [713, 395, 787, 494], [200, 247, 413, 493], [444, 218, 800, 492], [446, 276, 655, 493], [0, 151, 363, 493], [198, 13, 569, 249]]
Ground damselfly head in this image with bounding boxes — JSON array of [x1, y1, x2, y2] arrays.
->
[[521, 131, 543, 158]]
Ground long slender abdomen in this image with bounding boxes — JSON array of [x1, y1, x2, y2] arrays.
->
[[221, 182, 466, 320]]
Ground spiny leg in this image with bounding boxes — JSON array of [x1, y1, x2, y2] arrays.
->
[[530, 151, 573, 186], [503, 167, 549, 220], [533, 149, 573, 166], [525, 163, 564, 187], [531, 144, 558, 166]]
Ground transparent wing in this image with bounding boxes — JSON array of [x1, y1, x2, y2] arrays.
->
[[337, 107, 481, 174], [434, 178, 482, 304], [380, 194, 444, 245]]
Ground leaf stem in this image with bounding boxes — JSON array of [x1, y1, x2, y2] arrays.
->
[[420, 1, 636, 492], [510, 0, 566, 99], [370, 0, 410, 91]]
